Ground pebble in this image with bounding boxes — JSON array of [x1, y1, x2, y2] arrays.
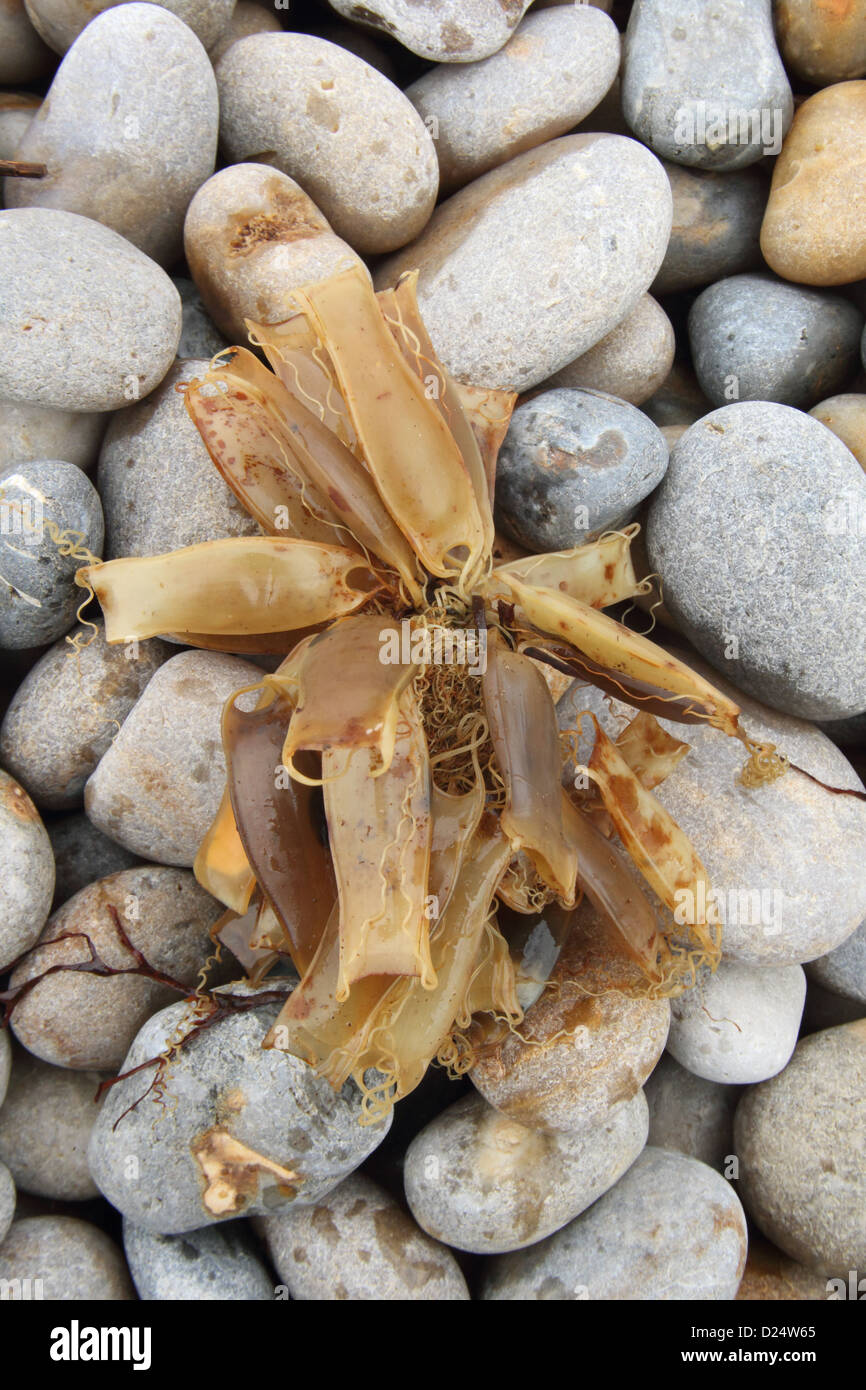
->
[[0, 1030, 10, 1106], [377, 133, 672, 392], [645, 1054, 739, 1173], [0, 1163, 14, 1244], [319, 22, 397, 81], [261, 1171, 469, 1300], [88, 983, 391, 1234], [184, 164, 363, 345], [173, 278, 229, 361], [0, 460, 104, 649], [543, 294, 674, 407], [688, 273, 863, 410], [734, 1021, 866, 1274], [0, 769, 54, 972], [471, 902, 670, 1134], [406, 6, 620, 193], [652, 162, 767, 295], [7, 4, 219, 268], [216, 34, 438, 255], [774, 0, 866, 88], [0, 93, 40, 158], [403, 1089, 648, 1255], [0, 1215, 133, 1299], [761, 81, 866, 286], [0, 208, 181, 412], [558, 668, 866, 966], [85, 651, 264, 866], [806, 919, 866, 1006], [735, 1236, 833, 1301], [810, 393, 866, 469], [123, 1218, 274, 1300], [802, 979, 865, 1034], [622, 0, 792, 171], [667, 961, 806, 1085], [642, 361, 712, 447], [9, 865, 224, 1070], [208, 0, 282, 65], [0, 1047, 104, 1200], [646, 402, 866, 719], [0, 0, 53, 81], [0, 400, 106, 474], [323, 0, 532, 63], [98, 358, 261, 559], [482, 1146, 747, 1300], [47, 812, 142, 907], [23, 0, 236, 53], [0, 623, 168, 808], [494, 386, 669, 551]]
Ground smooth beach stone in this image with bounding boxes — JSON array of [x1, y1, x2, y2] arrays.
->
[[262, 1171, 469, 1301], [735, 1237, 832, 1301], [652, 162, 767, 295], [6, 4, 219, 268], [668, 961, 806, 1085], [802, 979, 865, 1034], [0, 1163, 13, 1244], [85, 651, 267, 866], [173, 278, 228, 361], [622, 0, 792, 171], [209, 0, 281, 64], [761, 82, 866, 287], [378, 133, 672, 392], [0, 1216, 133, 1299], [0, 769, 54, 971], [0, 1030, 10, 1106], [482, 1147, 747, 1300], [0, 1049, 104, 1199], [0, 93, 40, 158], [646, 402, 866, 719], [0, 460, 103, 649], [645, 1054, 739, 1173], [0, 208, 181, 412], [688, 274, 863, 410], [0, 0, 53, 81], [807, 919, 866, 1006], [495, 387, 668, 551], [0, 623, 169, 808], [734, 1021, 866, 1274], [123, 1219, 274, 1300], [404, 1089, 648, 1256], [98, 358, 260, 559], [9, 865, 224, 1070], [557, 667, 866, 966], [406, 6, 620, 193], [810, 393, 866, 469], [774, 0, 866, 87], [471, 903, 670, 1134], [48, 813, 141, 906], [88, 984, 391, 1234], [184, 164, 363, 344], [216, 34, 438, 255], [0, 400, 106, 473], [543, 294, 674, 407], [324, 0, 532, 63], [23, 0, 236, 54]]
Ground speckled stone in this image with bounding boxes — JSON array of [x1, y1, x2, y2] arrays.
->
[[0, 0, 53, 81], [184, 164, 363, 345], [261, 1171, 468, 1300], [761, 82, 866, 286], [0, 93, 40, 159], [810, 393, 866, 469], [377, 133, 672, 392], [0, 400, 106, 473], [645, 1054, 739, 1173], [0, 1030, 10, 1107], [652, 162, 767, 295], [482, 1146, 747, 1300], [123, 1218, 274, 1300], [98, 359, 261, 559], [623, 0, 792, 171], [544, 294, 674, 407], [404, 1089, 648, 1255], [406, 6, 620, 193], [688, 274, 863, 410], [23, 0, 236, 53], [0, 208, 181, 412], [646, 403, 866, 719], [495, 386, 669, 550], [47, 813, 142, 907], [88, 983, 391, 1234], [775, 0, 866, 85], [0, 1163, 14, 1245], [6, 4, 219, 267], [85, 651, 263, 865], [9, 865, 224, 1070], [0, 460, 103, 649], [807, 919, 866, 1006], [735, 1237, 832, 1301], [0, 623, 168, 808], [668, 961, 806, 1085], [0, 1216, 133, 1299], [735, 1021, 866, 1275], [216, 34, 438, 255], [324, 0, 532, 63], [173, 278, 229, 362], [0, 1048, 104, 1199], [0, 770, 54, 972], [209, 0, 281, 64]]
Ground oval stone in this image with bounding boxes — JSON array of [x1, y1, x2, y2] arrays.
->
[[645, 1054, 739, 1173], [652, 162, 767, 295], [807, 920, 866, 1006], [0, 1216, 133, 1299], [0, 0, 53, 81], [23, 0, 236, 53], [0, 1048, 104, 1200], [323, 0, 532, 63], [47, 812, 141, 906], [667, 961, 806, 1085], [0, 769, 54, 971], [544, 294, 674, 407], [0, 400, 106, 473], [0, 93, 40, 158], [208, 0, 282, 65], [123, 1219, 274, 1300], [774, 0, 866, 88], [810, 393, 866, 469]]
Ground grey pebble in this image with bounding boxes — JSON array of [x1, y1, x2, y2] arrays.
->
[[652, 162, 767, 295], [173, 277, 229, 362], [667, 961, 806, 1085], [0, 769, 54, 972], [23, 0, 236, 54], [0, 1047, 105, 1200], [208, 0, 282, 66], [645, 1054, 739, 1173], [0, 94, 40, 159], [802, 980, 865, 1034], [0, 1215, 133, 1299], [47, 812, 142, 907], [544, 293, 675, 407], [323, 0, 532, 63], [0, 399, 106, 474], [807, 919, 866, 1006], [0, 0, 53, 81], [0, 1162, 14, 1245], [123, 1218, 274, 1300]]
